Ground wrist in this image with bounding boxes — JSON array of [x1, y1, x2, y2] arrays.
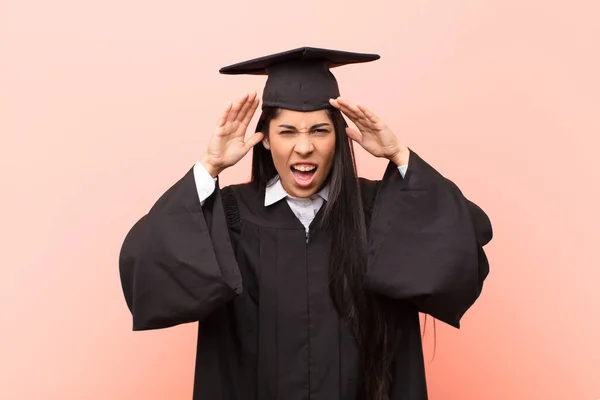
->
[[200, 155, 224, 178], [389, 146, 410, 166]]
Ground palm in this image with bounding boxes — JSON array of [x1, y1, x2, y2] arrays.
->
[[329, 97, 400, 159], [350, 119, 398, 159], [205, 93, 263, 170]]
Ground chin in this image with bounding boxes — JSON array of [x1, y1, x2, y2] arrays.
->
[[288, 187, 315, 198], [284, 177, 322, 199]]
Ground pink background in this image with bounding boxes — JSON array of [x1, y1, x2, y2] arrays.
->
[[2, 0, 599, 399]]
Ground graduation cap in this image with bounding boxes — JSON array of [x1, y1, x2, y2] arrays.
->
[[219, 47, 380, 112]]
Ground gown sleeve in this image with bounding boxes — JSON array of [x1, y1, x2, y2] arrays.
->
[[118, 168, 242, 331], [365, 150, 493, 328]]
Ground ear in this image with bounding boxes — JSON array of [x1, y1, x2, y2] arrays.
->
[[262, 137, 270, 150]]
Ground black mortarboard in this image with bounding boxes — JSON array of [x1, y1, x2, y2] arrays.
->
[[219, 47, 380, 111]]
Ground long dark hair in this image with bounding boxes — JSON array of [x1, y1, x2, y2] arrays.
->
[[251, 107, 401, 400]]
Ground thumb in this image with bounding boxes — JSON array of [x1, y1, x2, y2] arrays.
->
[[243, 132, 265, 152]]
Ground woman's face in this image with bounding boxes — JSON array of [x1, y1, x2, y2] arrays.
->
[[264, 109, 336, 198]]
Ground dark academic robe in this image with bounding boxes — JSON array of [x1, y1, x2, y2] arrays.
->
[[119, 151, 493, 400]]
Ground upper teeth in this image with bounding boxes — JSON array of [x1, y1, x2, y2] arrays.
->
[[293, 165, 316, 172]]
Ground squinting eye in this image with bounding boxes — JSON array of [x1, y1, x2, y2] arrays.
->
[[313, 129, 330, 134], [279, 131, 295, 135]]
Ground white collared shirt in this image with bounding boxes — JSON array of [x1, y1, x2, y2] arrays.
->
[[193, 163, 407, 234], [264, 176, 329, 233]]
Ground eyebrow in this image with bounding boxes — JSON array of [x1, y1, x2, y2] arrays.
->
[[278, 123, 331, 130]]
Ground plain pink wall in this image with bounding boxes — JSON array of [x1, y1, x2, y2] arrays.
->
[[2, 0, 599, 399]]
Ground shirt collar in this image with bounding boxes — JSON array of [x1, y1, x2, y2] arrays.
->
[[264, 176, 329, 207]]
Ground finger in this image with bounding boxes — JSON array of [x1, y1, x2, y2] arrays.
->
[[227, 93, 250, 122], [329, 98, 342, 110], [330, 98, 362, 125], [332, 98, 372, 134], [243, 131, 265, 152], [341, 98, 370, 123], [356, 104, 380, 124], [240, 96, 260, 128], [237, 92, 257, 123], [335, 97, 359, 117], [232, 92, 253, 121], [336, 102, 361, 124], [217, 101, 233, 127], [339, 107, 371, 135], [345, 127, 363, 143], [337, 97, 367, 124], [340, 100, 380, 135]]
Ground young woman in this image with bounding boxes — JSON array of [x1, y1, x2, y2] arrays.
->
[[119, 47, 493, 400]]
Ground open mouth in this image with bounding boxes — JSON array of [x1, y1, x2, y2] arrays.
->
[[290, 164, 318, 187]]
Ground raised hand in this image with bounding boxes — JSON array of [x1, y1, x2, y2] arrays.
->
[[329, 97, 410, 166], [202, 92, 263, 177]]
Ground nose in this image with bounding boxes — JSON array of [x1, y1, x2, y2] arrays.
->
[[294, 134, 314, 156]]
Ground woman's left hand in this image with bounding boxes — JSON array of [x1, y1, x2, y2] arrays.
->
[[329, 97, 410, 166]]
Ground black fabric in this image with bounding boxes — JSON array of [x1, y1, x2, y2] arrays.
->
[[365, 155, 492, 328], [219, 47, 380, 111], [119, 172, 242, 331], [119, 151, 493, 399]]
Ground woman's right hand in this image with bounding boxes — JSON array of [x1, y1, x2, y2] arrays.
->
[[201, 92, 263, 177]]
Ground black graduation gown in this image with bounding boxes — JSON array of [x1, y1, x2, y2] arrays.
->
[[119, 151, 493, 400]]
